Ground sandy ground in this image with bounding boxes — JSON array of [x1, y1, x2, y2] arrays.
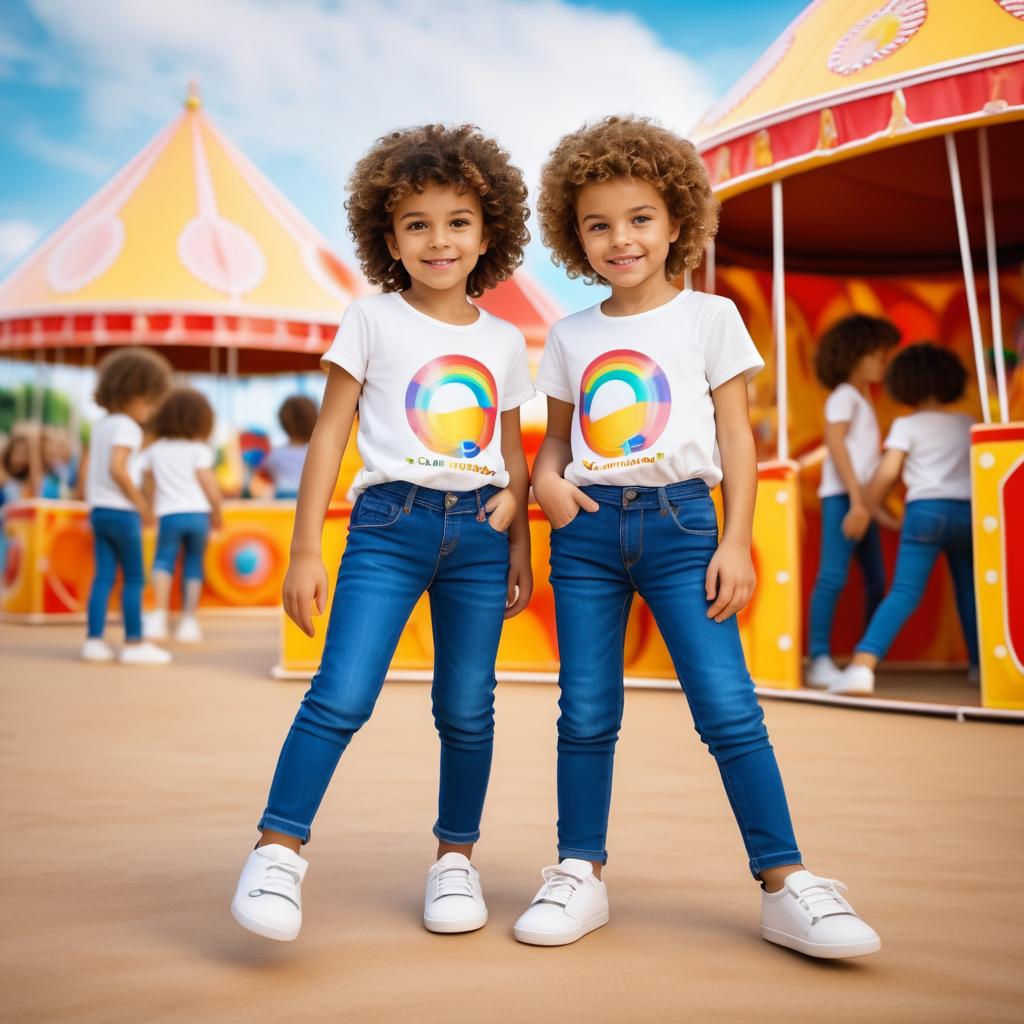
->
[[1, 617, 1022, 1024]]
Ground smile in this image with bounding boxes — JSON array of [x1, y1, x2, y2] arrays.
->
[[423, 258, 457, 268], [607, 256, 643, 267]]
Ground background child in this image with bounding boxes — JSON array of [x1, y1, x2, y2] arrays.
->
[[231, 124, 534, 944], [263, 395, 317, 498], [139, 388, 222, 644], [82, 347, 172, 666], [807, 315, 900, 688], [833, 343, 978, 694], [0, 427, 43, 504], [524, 115, 879, 959]]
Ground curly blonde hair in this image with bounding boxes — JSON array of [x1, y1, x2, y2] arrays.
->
[[345, 124, 530, 298], [538, 115, 718, 286]]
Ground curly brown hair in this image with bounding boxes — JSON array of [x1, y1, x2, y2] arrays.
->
[[814, 314, 900, 390], [345, 124, 530, 298], [93, 347, 172, 412], [884, 342, 967, 406], [152, 387, 214, 440], [278, 395, 318, 443], [537, 115, 718, 286]]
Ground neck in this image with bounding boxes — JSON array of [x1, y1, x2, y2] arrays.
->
[[401, 280, 479, 325], [916, 399, 945, 412], [601, 273, 679, 317]]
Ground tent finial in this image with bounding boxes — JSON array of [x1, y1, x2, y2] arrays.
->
[[185, 80, 201, 111]]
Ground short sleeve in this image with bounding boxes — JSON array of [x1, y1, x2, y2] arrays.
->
[[703, 299, 765, 391], [534, 325, 574, 404], [111, 416, 143, 451], [824, 384, 857, 424], [884, 416, 912, 452], [501, 333, 536, 412], [134, 446, 151, 471], [321, 302, 371, 383], [194, 444, 215, 470]]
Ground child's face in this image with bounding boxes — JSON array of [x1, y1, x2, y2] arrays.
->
[[386, 185, 488, 293], [857, 348, 890, 384], [575, 177, 680, 289], [5, 436, 29, 475]]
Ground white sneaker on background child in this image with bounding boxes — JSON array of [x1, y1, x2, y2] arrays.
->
[[806, 655, 843, 688], [174, 616, 203, 643], [119, 641, 172, 666], [513, 859, 609, 946], [423, 852, 488, 933], [142, 610, 168, 641], [760, 869, 880, 958], [829, 663, 875, 695], [81, 638, 115, 662], [231, 844, 308, 941]]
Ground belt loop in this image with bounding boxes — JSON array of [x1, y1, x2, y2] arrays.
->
[[657, 486, 671, 513], [403, 484, 418, 514]]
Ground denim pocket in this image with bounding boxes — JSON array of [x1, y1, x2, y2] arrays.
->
[[668, 496, 719, 537], [349, 492, 403, 529], [903, 507, 946, 544], [481, 514, 510, 539]]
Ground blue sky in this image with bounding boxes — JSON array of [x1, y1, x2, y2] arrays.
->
[[0, 0, 805, 313]]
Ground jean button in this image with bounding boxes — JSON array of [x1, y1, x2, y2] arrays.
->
[[444, 493, 458, 510], [624, 488, 638, 502]]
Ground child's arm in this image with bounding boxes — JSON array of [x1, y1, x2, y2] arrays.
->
[[531, 398, 598, 528], [196, 467, 223, 529], [707, 375, 758, 623], [823, 419, 871, 540], [282, 365, 361, 637], [862, 448, 905, 523], [492, 408, 532, 618], [110, 446, 152, 523]]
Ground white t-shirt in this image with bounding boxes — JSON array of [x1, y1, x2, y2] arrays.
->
[[534, 289, 763, 489], [322, 292, 535, 498], [884, 410, 973, 502], [818, 383, 882, 498], [136, 439, 214, 516], [264, 444, 307, 494], [85, 413, 143, 511]]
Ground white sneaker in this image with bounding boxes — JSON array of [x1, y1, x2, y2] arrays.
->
[[513, 858, 609, 946], [807, 655, 842, 689], [761, 869, 880, 958], [231, 844, 308, 942], [423, 852, 488, 933], [829, 663, 875, 695], [142, 610, 168, 641], [81, 638, 115, 662], [174, 616, 203, 643], [119, 641, 172, 666]]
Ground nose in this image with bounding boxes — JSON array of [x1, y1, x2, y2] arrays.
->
[[610, 221, 631, 248], [429, 228, 450, 250]]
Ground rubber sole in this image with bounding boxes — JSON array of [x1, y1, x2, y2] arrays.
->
[[230, 896, 300, 942], [423, 910, 488, 934], [761, 925, 881, 959], [513, 909, 609, 946]]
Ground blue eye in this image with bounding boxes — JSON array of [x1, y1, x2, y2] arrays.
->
[[588, 222, 608, 232], [633, 215, 651, 225]]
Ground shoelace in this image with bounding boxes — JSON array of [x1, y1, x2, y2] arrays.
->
[[533, 867, 583, 908], [434, 865, 475, 900], [789, 877, 853, 924], [249, 859, 301, 907]]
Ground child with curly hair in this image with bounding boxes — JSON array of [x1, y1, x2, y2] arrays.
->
[[231, 124, 535, 942], [521, 115, 880, 958], [807, 314, 900, 688], [832, 343, 978, 694], [139, 388, 222, 644], [81, 347, 172, 665]]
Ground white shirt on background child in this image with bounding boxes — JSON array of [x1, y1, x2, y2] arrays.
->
[[135, 440, 214, 517], [818, 383, 882, 499], [322, 292, 535, 498], [264, 444, 307, 494], [534, 288, 763, 489], [884, 410, 973, 502], [85, 413, 143, 511]]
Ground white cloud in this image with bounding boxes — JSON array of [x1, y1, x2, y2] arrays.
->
[[13, 124, 112, 177], [0, 219, 42, 267]]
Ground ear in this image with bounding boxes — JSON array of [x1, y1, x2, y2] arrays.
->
[[668, 220, 682, 244], [478, 229, 490, 256], [385, 232, 400, 261]]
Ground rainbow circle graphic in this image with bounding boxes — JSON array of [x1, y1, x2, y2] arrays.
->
[[579, 349, 671, 458], [405, 355, 498, 458]]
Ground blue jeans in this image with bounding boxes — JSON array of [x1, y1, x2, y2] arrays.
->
[[87, 507, 144, 641], [550, 481, 801, 877], [153, 512, 211, 585], [857, 499, 979, 667], [808, 494, 887, 658], [260, 481, 511, 845]]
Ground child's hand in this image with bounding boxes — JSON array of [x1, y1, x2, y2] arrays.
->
[[841, 503, 871, 540], [705, 539, 756, 623], [874, 506, 901, 531], [484, 488, 516, 532], [533, 473, 598, 529], [140, 502, 155, 528], [283, 552, 328, 638], [504, 542, 533, 619], [210, 508, 224, 531]]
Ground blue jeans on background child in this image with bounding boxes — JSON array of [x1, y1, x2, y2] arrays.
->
[[856, 498, 979, 667], [152, 512, 211, 586], [549, 480, 801, 878], [259, 481, 511, 845], [808, 493, 887, 658], [87, 507, 144, 641]]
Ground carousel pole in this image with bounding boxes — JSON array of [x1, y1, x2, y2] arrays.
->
[[705, 238, 716, 295], [944, 133, 991, 425], [772, 180, 788, 461], [977, 128, 1008, 424]]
